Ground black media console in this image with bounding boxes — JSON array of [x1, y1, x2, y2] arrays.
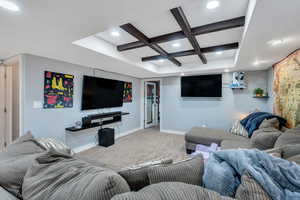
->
[[65, 111, 129, 147]]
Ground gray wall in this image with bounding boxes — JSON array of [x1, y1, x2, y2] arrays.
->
[[21, 54, 141, 149], [161, 71, 272, 132]]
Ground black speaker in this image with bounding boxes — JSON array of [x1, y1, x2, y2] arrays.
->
[[98, 128, 115, 147]]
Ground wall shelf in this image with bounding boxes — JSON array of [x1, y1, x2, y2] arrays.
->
[[253, 96, 269, 99]]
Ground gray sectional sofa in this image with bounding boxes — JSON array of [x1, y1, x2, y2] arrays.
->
[[185, 118, 295, 153], [1, 125, 300, 200]]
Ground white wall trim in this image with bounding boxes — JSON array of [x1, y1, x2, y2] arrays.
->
[[73, 127, 143, 153], [160, 129, 185, 135]]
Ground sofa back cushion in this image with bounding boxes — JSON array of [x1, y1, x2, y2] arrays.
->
[[274, 126, 300, 148], [148, 155, 204, 186], [111, 182, 233, 200], [118, 159, 173, 191], [36, 138, 74, 155], [250, 128, 281, 150], [0, 132, 45, 198], [235, 173, 271, 200], [22, 150, 130, 200]]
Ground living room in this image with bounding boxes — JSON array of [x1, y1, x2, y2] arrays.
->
[[0, 0, 300, 200]]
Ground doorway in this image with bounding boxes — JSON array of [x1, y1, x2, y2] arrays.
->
[[144, 81, 160, 129]]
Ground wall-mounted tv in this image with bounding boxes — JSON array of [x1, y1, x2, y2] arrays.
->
[[181, 74, 222, 97], [81, 76, 125, 110]]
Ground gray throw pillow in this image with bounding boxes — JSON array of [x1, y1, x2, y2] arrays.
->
[[259, 118, 279, 129], [274, 132, 300, 148], [251, 129, 281, 150], [112, 182, 233, 200], [22, 150, 130, 200], [118, 159, 173, 191], [36, 138, 75, 155], [0, 132, 45, 198], [235, 173, 271, 200], [148, 155, 204, 186]]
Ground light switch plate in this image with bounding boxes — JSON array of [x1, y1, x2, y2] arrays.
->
[[33, 101, 43, 109]]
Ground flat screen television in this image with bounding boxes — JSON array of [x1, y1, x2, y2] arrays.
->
[[81, 76, 125, 110], [181, 74, 222, 97]]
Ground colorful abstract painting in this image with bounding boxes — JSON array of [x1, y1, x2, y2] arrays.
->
[[44, 71, 74, 109], [273, 49, 300, 128], [123, 82, 132, 102]]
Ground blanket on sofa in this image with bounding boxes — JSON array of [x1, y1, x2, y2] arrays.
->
[[203, 149, 300, 200], [240, 112, 286, 137]]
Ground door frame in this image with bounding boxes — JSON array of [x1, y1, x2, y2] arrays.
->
[[140, 78, 162, 130], [144, 82, 157, 128]]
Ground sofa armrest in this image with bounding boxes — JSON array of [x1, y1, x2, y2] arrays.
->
[[0, 186, 19, 200]]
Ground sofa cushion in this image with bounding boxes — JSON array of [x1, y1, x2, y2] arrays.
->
[[186, 127, 244, 146], [250, 128, 282, 150], [148, 155, 204, 186], [235, 173, 271, 200], [280, 144, 300, 159], [274, 133, 300, 148], [0, 132, 45, 198], [220, 139, 252, 150], [118, 159, 173, 191], [0, 186, 19, 200], [287, 155, 300, 165], [22, 150, 130, 200], [230, 120, 249, 137], [111, 182, 234, 200], [36, 138, 74, 155], [259, 118, 280, 129]]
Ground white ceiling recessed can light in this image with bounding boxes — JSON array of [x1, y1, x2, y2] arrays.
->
[[0, 0, 20, 12], [224, 69, 229, 73], [181, 72, 185, 76], [172, 43, 181, 48], [158, 59, 164, 63], [216, 51, 223, 55], [206, 1, 220, 9], [111, 31, 120, 37], [268, 39, 284, 47]]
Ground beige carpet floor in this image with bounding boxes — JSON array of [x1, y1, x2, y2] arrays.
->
[[79, 128, 188, 169]]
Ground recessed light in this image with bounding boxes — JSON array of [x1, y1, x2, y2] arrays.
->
[[111, 31, 120, 37], [181, 72, 185, 76], [158, 59, 165, 63], [0, 0, 20, 12], [268, 39, 284, 47], [206, 1, 220, 9], [224, 69, 229, 73], [216, 51, 223, 55], [172, 43, 181, 48]]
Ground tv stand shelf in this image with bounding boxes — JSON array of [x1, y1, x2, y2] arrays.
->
[[65, 112, 129, 132]]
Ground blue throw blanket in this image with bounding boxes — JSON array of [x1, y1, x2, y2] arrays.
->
[[240, 112, 286, 137], [203, 149, 300, 200]]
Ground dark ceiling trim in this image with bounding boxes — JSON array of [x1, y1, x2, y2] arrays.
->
[[142, 43, 239, 62], [117, 16, 245, 52], [170, 7, 207, 64], [120, 23, 181, 66]]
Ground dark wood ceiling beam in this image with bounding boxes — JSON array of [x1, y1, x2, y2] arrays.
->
[[170, 7, 207, 64], [120, 23, 181, 66], [117, 16, 245, 51], [142, 43, 239, 62]]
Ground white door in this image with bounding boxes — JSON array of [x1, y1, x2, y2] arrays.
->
[[0, 67, 6, 151], [144, 82, 158, 128]]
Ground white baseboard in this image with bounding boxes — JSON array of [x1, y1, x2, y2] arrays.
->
[[73, 127, 143, 153], [160, 129, 185, 135]]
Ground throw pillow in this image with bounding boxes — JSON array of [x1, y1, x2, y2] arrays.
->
[[0, 132, 45, 198], [250, 129, 281, 150], [118, 159, 173, 191], [235, 173, 271, 200], [274, 132, 300, 148], [36, 138, 75, 155], [280, 144, 300, 159], [111, 182, 233, 200], [22, 150, 130, 200], [259, 118, 280, 129], [230, 120, 249, 137], [148, 155, 204, 186]]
